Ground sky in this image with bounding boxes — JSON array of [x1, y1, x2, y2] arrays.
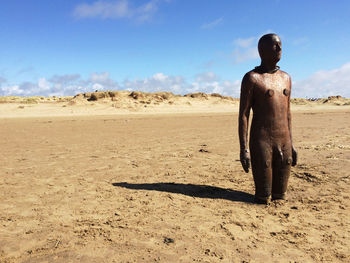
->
[[0, 0, 350, 98]]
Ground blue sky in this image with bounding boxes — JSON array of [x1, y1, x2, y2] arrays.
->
[[1, 0, 350, 98]]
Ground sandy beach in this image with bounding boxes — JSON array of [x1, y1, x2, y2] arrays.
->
[[0, 93, 349, 262]]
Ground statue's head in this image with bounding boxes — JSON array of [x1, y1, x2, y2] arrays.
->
[[258, 33, 282, 63]]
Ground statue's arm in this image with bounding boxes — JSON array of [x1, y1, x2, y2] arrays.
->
[[287, 76, 297, 166], [238, 73, 254, 173]]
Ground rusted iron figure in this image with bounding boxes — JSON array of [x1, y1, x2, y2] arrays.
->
[[238, 33, 297, 204]]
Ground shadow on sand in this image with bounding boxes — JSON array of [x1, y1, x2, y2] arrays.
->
[[112, 182, 254, 204]]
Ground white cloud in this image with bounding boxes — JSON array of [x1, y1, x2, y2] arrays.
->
[[38, 78, 50, 91], [89, 72, 110, 82], [50, 74, 81, 84], [189, 72, 240, 96], [0, 71, 242, 97], [73, 0, 131, 19], [292, 37, 309, 46], [123, 73, 185, 93], [152, 72, 168, 81], [88, 72, 119, 90], [17, 66, 35, 75], [92, 83, 104, 91], [195, 72, 218, 83], [232, 47, 259, 64], [137, 0, 159, 22], [293, 62, 350, 98], [49, 74, 90, 97], [203, 60, 215, 68], [1, 85, 24, 96], [2, 63, 349, 99], [234, 37, 255, 48], [201, 17, 223, 30], [73, 0, 165, 21], [0, 82, 36, 96], [0, 73, 118, 97], [231, 31, 276, 64], [222, 80, 241, 97], [231, 36, 259, 63]]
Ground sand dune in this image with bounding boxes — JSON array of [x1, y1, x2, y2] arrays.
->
[[0, 91, 349, 262], [0, 91, 349, 119]]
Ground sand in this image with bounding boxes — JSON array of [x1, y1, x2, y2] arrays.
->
[[0, 92, 349, 262]]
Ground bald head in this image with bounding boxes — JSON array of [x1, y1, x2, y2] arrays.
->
[[258, 33, 282, 63]]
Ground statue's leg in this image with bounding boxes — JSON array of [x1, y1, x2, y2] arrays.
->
[[271, 144, 292, 200], [250, 140, 273, 204]]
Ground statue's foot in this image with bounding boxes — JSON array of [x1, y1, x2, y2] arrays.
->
[[272, 192, 287, 200], [254, 195, 271, 205]]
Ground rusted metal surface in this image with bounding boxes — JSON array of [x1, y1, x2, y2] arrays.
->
[[239, 34, 297, 204]]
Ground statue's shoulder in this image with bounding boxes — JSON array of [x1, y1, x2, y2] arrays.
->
[[242, 70, 259, 84], [278, 70, 291, 81]]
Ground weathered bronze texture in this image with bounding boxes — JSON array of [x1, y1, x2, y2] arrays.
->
[[238, 33, 297, 204]]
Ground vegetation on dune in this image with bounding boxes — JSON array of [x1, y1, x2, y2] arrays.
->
[[0, 96, 73, 103], [0, 92, 348, 106]]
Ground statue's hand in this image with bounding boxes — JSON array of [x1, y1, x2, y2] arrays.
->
[[240, 150, 250, 173], [292, 146, 297, 166]]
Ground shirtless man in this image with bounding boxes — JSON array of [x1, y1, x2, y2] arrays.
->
[[238, 33, 297, 204]]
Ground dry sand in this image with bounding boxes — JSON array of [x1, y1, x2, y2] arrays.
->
[[0, 92, 349, 262]]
